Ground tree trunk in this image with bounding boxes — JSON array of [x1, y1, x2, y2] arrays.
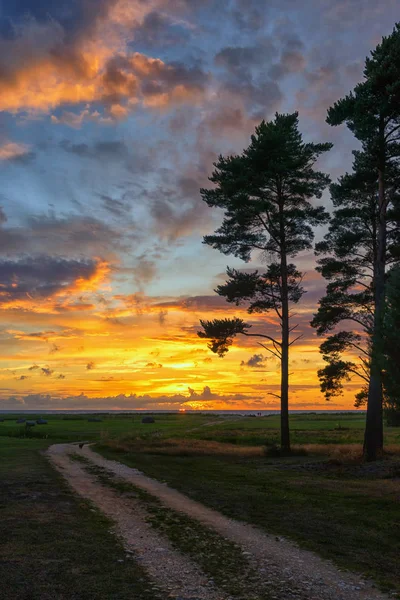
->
[[364, 144, 386, 461], [280, 253, 290, 453]]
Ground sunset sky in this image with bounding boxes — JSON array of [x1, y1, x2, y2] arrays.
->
[[0, 0, 398, 411]]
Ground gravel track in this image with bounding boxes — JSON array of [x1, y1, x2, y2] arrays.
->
[[48, 443, 390, 600], [47, 444, 228, 600]]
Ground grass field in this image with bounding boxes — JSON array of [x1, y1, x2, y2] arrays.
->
[[1, 411, 400, 597], [0, 436, 165, 600], [3, 411, 400, 447]]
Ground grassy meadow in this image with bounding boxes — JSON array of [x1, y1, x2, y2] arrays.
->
[[1, 411, 400, 597]]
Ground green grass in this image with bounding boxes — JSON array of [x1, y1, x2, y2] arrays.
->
[[184, 413, 400, 446], [96, 444, 400, 596], [0, 412, 210, 442], [2, 411, 400, 597], [2, 411, 400, 447], [0, 437, 163, 600]]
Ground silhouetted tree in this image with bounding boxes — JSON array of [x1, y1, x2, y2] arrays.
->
[[325, 24, 400, 460], [384, 266, 400, 426], [311, 151, 377, 406], [198, 113, 331, 452]]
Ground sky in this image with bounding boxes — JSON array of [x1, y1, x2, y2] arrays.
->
[[0, 0, 398, 412]]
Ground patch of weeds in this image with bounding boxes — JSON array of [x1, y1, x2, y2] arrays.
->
[[80, 462, 273, 599], [68, 452, 90, 464]]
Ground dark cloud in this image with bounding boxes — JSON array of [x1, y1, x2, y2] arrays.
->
[[131, 255, 158, 289], [0, 0, 115, 38], [0, 214, 129, 258], [60, 140, 129, 159], [158, 309, 167, 326], [150, 196, 209, 241], [99, 195, 131, 219], [155, 295, 228, 312], [0, 256, 99, 303], [132, 11, 190, 49], [86, 361, 95, 370], [215, 43, 275, 72], [241, 353, 269, 368], [49, 343, 61, 354], [214, 42, 283, 115], [0, 386, 263, 410], [41, 367, 54, 377], [230, 0, 270, 32], [268, 35, 306, 79]]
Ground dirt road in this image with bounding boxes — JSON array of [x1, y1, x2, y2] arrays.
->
[[47, 443, 390, 600]]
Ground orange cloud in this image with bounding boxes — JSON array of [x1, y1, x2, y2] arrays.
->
[[0, 142, 31, 160], [0, 258, 110, 314], [0, 3, 207, 119], [74, 260, 110, 293]]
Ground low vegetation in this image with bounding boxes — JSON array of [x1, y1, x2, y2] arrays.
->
[[2, 412, 400, 596], [0, 437, 164, 600]]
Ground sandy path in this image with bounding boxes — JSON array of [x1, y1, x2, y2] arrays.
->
[[48, 443, 391, 600], [47, 444, 228, 600]]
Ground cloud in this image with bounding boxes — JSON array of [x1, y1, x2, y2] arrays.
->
[[0, 142, 32, 161], [215, 44, 275, 72], [49, 344, 61, 354], [0, 214, 128, 259], [0, 386, 264, 410], [132, 10, 191, 48], [0, 257, 108, 310], [86, 361, 96, 370], [158, 309, 167, 326], [61, 139, 130, 159], [0, 6, 209, 118], [241, 353, 268, 368], [41, 367, 54, 377], [132, 255, 158, 288], [155, 295, 230, 312]]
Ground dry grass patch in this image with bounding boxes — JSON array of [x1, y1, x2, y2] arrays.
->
[[102, 436, 264, 457]]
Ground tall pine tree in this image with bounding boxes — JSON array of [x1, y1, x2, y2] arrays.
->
[[312, 150, 378, 406], [324, 24, 400, 460], [198, 113, 331, 452], [383, 266, 400, 426]]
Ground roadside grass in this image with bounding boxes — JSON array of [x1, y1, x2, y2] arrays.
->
[[73, 456, 275, 599], [0, 438, 163, 600], [95, 444, 400, 596], [2, 412, 400, 597]]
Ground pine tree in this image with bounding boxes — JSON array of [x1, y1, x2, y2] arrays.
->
[[198, 113, 331, 452], [383, 266, 400, 426], [325, 24, 400, 460], [311, 151, 377, 406]]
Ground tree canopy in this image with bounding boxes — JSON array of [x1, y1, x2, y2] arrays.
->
[[199, 112, 331, 452]]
